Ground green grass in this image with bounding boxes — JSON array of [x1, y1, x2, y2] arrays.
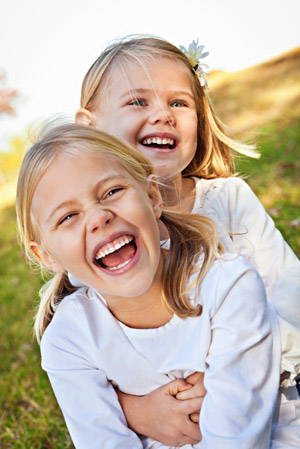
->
[[0, 206, 74, 448], [235, 122, 300, 256], [208, 47, 300, 256]]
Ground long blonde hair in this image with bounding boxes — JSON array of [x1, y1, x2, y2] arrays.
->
[[80, 35, 258, 179], [16, 123, 221, 343]]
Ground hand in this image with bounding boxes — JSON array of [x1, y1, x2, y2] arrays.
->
[[116, 378, 203, 446], [176, 372, 206, 424]]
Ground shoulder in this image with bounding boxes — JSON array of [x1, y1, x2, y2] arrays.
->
[[206, 252, 262, 285], [41, 287, 88, 345], [41, 287, 110, 366], [42, 287, 91, 333], [193, 177, 256, 213], [197, 176, 254, 198], [200, 253, 266, 312]]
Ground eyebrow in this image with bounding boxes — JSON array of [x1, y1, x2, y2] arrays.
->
[[120, 88, 195, 101], [46, 174, 128, 224], [46, 200, 77, 224], [119, 88, 150, 100]]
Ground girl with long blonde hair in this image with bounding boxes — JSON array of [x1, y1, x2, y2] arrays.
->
[[75, 35, 300, 445], [17, 123, 280, 448]]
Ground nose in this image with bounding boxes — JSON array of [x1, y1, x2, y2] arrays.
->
[[87, 206, 114, 234], [148, 104, 175, 126]]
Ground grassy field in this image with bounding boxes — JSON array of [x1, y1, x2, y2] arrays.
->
[[234, 122, 300, 255], [209, 45, 300, 254], [0, 48, 299, 447], [0, 206, 74, 448]]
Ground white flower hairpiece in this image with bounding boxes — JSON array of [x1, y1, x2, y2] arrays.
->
[[179, 39, 209, 89]]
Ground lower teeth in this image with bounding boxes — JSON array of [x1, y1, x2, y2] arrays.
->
[[105, 258, 132, 271]]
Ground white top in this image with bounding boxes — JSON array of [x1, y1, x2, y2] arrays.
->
[[192, 177, 300, 383], [42, 255, 281, 449]]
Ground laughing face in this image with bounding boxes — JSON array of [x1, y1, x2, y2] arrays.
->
[[80, 58, 198, 179], [30, 152, 163, 306]]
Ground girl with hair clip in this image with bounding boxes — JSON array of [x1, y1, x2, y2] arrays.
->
[[17, 123, 281, 448], [75, 35, 300, 446]]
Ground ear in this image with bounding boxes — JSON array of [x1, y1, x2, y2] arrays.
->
[[29, 241, 65, 274], [147, 175, 163, 219], [75, 108, 97, 127]]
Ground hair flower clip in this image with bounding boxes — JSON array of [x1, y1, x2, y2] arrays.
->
[[179, 39, 210, 89]]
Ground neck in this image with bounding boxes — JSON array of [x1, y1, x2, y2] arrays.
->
[[158, 174, 195, 214], [102, 251, 172, 329]]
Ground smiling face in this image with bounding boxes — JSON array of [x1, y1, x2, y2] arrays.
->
[[30, 152, 163, 304], [86, 58, 198, 179]]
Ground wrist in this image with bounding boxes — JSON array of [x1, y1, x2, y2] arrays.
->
[[118, 391, 147, 434]]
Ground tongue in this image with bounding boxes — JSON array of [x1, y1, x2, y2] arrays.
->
[[101, 242, 136, 268]]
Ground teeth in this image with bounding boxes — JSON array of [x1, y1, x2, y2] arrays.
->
[[95, 235, 133, 260], [142, 137, 174, 146], [105, 258, 131, 271]]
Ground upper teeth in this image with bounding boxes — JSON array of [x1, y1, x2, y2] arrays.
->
[[142, 137, 174, 146], [95, 235, 133, 260]]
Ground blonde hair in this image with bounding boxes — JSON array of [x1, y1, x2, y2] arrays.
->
[[80, 35, 258, 179], [16, 123, 221, 343]]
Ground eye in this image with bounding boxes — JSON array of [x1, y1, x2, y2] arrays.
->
[[128, 98, 147, 107], [58, 213, 78, 226], [170, 100, 187, 108], [104, 187, 124, 199]]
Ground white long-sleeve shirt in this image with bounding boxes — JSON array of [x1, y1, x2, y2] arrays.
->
[[42, 255, 281, 449], [192, 177, 300, 382]]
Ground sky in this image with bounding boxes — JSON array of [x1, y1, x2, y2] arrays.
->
[[0, 0, 299, 148]]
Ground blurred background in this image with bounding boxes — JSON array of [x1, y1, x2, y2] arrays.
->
[[1, 0, 299, 447]]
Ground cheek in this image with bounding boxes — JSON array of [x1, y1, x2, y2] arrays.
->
[[130, 195, 159, 232], [143, 210, 161, 246], [98, 114, 136, 145], [186, 118, 198, 155], [117, 117, 140, 143], [189, 113, 198, 138], [95, 114, 113, 133], [50, 233, 82, 263]]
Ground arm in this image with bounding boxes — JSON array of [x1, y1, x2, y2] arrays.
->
[[45, 364, 142, 449], [226, 178, 299, 288], [117, 379, 203, 446], [41, 316, 143, 448], [220, 177, 300, 383], [200, 258, 281, 448]]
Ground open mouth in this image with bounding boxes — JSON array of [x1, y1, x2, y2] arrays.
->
[[94, 235, 137, 271], [141, 136, 176, 150]]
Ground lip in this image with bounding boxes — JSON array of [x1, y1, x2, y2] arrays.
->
[[92, 231, 140, 276], [139, 132, 178, 153]]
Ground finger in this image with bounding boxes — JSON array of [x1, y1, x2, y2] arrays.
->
[[185, 372, 206, 397], [185, 371, 204, 386], [189, 411, 200, 424], [176, 386, 206, 400], [179, 397, 204, 415], [165, 378, 193, 396]]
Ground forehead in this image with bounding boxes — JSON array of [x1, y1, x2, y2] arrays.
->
[[104, 56, 193, 98], [48, 151, 132, 181], [32, 152, 132, 205]]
